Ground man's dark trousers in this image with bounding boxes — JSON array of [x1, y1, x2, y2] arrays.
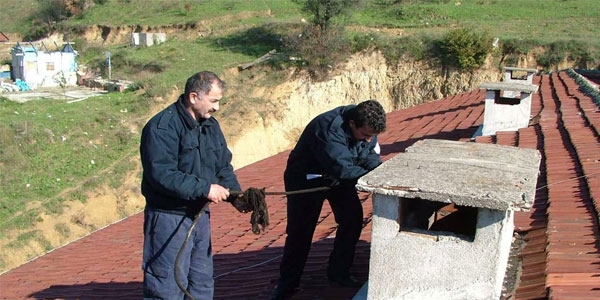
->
[[277, 179, 364, 289], [142, 210, 213, 300]]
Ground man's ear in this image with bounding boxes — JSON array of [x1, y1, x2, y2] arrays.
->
[[348, 120, 356, 130]]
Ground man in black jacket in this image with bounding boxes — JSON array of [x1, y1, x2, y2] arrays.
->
[[140, 71, 242, 300], [270, 100, 387, 300]]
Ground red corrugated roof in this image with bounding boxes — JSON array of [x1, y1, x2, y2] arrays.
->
[[0, 69, 598, 300]]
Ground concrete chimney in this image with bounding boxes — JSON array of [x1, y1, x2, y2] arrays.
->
[[355, 139, 541, 300], [472, 67, 539, 137], [478, 81, 538, 136]]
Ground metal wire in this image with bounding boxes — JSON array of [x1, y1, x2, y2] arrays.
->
[[174, 202, 209, 300], [229, 186, 331, 196]]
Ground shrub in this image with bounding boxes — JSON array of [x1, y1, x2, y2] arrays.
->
[[537, 40, 597, 70], [295, 0, 363, 30], [501, 38, 538, 57], [380, 35, 431, 63], [438, 28, 493, 71], [25, 0, 70, 40], [348, 31, 378, 53], [537, 43, 566, 70], [283, 25, 351, 80]]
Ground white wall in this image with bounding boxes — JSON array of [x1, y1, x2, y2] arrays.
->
[[367, 194, 514, 300]]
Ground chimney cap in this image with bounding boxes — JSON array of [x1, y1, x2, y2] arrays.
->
[[479, 82, 539, 94], [356, 139, 541, 211], [502, 66, 538, 73]]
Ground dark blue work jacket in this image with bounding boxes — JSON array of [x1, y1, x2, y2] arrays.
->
[[285, 105, 382, 189], [140, 95, 240, 215]]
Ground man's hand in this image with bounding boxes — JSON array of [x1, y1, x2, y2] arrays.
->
[[226, 187, 269, 234], [207, 184, 230, 203]]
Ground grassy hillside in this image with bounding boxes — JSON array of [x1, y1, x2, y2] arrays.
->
[[0, 0, 39, 34], [66, 0, 303, 27], [3, 0, 598, 47], [354, 0, 600, 46], [0, 0, 598, 272]]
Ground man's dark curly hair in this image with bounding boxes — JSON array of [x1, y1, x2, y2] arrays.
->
[[348, 99, 386, 133]]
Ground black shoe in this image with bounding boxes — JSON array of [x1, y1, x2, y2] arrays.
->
[[268, 284, 298, 300], [327, 274, 363, 288]]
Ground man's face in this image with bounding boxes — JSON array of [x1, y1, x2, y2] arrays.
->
[[349, 120, 377, 142], [190, 82, 222, 120]]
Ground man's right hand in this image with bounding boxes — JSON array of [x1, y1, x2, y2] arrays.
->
[[207, 184, 230, 203]]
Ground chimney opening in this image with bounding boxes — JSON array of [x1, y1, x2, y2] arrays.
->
[[398, 198, 478, 242], [508, 70, 529, 81], [495, 95, 521, 105]]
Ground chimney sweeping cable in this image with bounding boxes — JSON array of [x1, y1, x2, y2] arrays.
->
[[174, 170, 600, 298], [535, 171, 599, 191], [174, 186, 331, 300]]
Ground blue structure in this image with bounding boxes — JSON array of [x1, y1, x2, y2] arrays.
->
[[11, 42, 78, 89]]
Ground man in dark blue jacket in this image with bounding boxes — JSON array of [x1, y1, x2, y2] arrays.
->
[[270, 100, 387, 300], [140, 71, 243, 300]]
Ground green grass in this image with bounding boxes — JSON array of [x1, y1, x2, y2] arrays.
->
[[351, 0, 600, 47], [0, 93, 146, 234], [0, 27, 287, 244], [0, 0, 39, 34], [66, 0, 304, 28], [3, 0, 599, 47]]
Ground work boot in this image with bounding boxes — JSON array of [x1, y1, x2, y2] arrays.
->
[[268, 283, 299, 300]]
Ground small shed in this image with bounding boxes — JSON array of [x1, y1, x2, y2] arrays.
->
[[11, 42, 78, 89], [131, 32, 166, 47]]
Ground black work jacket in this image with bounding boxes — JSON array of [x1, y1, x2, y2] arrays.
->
[[140, 95, 240, 215], [285, 105, 381, 189]]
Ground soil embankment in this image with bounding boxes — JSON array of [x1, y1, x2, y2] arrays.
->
[[225, 51, 503, 169]]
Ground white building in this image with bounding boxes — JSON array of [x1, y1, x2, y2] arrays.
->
[[11, 42, 78, 90]]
